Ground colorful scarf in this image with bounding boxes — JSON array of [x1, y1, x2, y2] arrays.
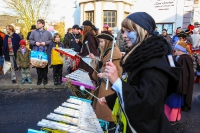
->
[[8, 35, 14, 55]]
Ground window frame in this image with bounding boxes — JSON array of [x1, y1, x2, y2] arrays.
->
[[103, 10, 117, 28], [156, 23, 173, 35], [85, 11, 94, 24]]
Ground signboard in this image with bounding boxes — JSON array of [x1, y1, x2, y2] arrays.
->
[[154, 0, 175, 11]]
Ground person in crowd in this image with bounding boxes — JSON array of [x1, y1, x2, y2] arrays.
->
[[99, 12, 180, 133], [102, 24, 112, 34], [16, 40, 31, 84], [29, 19, 52, 85], [89, 31, 122, 133], [27, 25, 37, 50], [78, 20, 99, 80], [0, 29, 5, 39], [0, 35, 3, 74], [194, 22, 199, 28], [162, 29, 172, 46], [48, 33, 64, 85], [63, 25, 82, 52], [191, 28, 200, 48], [116, 28, 127, 53], [165, 33, 194, 125], [153, 27, 159, 35], [172, 27, 182, 46], [63, 28, 72, 45], [0, 29, 5, 74], [2, 25, 21, 83], [194, 55, 200, 83]]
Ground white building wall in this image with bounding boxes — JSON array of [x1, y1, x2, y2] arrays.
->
[[95, 2, 102, 31], [132, 0, 185, 32], [63, 0, 81, 30], [117, 2, 124, 29]]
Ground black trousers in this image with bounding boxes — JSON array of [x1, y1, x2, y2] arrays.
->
[[52, 64, 63, 77], [36, 65, 48, 81]]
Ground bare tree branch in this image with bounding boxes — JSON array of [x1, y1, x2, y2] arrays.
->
[[2, 0, 52, 38]]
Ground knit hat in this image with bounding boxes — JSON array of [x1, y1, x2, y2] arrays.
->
[[103, 24, 109, 29], [96, 31, 114, 41], [19, 40, 26, 46], [82, 20, 92, 26], [174, 41, 191, 55], [126, 12, 156, 35]]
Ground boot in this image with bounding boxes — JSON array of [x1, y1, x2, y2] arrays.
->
[[54, 76, 58, 85], [0, 66, 2, 75], [27, 78, 32, 84], [194, 75, 200, 83], [58, 76, 62, 85], [21, 78, 26, 84]]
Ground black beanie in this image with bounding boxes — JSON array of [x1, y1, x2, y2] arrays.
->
[[126, 12, 156, 35], [96, 31, 114, 41], [82, 20, 92, 26]]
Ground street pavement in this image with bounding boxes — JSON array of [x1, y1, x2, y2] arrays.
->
[[0, 84, 199, 133], [0, 65, 69, 89]]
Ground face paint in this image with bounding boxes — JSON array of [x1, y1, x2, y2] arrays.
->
[[127, 31, 138, 45]]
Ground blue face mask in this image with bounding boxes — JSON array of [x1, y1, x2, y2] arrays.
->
[[127, 31, 138, 45]]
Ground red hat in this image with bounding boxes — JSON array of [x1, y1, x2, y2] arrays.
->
[[19, 40, 26, 45]]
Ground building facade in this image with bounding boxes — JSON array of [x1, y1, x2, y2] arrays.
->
[[61, 0, 200, 34], [79, 0, 134, 31], [133, 0, 200, 34]]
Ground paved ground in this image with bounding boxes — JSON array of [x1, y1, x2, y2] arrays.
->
[[0, 84, 199, 133], [0, 88, 71, 133], [0, 65, 69, 89], [172, 83, 200, 133]]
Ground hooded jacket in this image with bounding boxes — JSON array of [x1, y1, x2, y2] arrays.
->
[[106, 35, 181, 133], [16, 48, 30, 68]]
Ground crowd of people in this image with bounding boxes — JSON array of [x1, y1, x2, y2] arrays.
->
[[0, 11, 199, 133]]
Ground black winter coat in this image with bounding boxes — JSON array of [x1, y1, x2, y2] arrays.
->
[[106, 35, 181, 133]]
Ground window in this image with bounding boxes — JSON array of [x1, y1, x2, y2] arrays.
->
[[156, 23, 173, 35], [85, 11, 94, 24], [103, 11, 117, 28]]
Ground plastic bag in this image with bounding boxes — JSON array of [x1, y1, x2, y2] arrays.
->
[[3, 60, 11, 75], [30, 51, 48, 68]]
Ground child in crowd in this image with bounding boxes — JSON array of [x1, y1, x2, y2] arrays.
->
[[89, 31, 122, 131], [165, 37, 194, 125], [48, 33, 64, 85], [16, 40, 32, 84]]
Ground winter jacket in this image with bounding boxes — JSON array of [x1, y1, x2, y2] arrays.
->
[[92, 46, 122, 122], [2, 33, 21, 62], [16, 48, 30, 68], [63, 32, 82, 52], [105, 35, 181, 133], [116, 30, 127, 52], [48, 41, 64, 65], [29, 29, 52, 53], [78, 31, 99, 79], [0, 36, 3, 56], [163, 35, 172, 47]]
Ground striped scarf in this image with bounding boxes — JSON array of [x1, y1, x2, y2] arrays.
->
[[8, 35, 14, 55]]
